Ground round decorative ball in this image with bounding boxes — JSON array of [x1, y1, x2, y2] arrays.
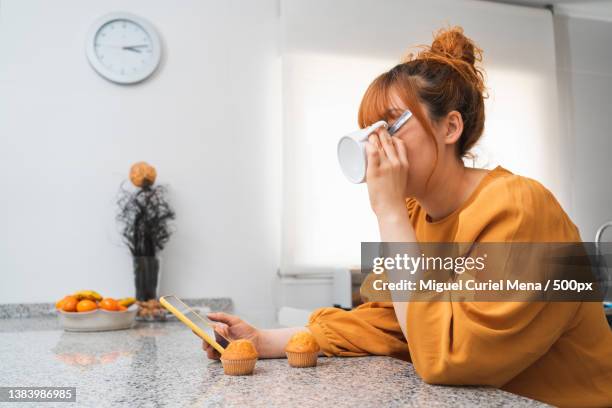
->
[[129, 162, 157, 187]]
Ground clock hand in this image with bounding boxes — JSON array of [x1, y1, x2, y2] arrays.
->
[[123, 44, 148, 49], [96, 44, 149, 49], [123, 47, 143, 53]]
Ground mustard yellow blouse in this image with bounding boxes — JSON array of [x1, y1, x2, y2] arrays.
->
[[308, 166, 612, 407]]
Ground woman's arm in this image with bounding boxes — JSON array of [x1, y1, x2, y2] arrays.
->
[[200, 312, 312, 359], [202, 306, 409, 361], [377, 214, 415, 340], [258, 328, 321, 358], [366, 129, 419, 340]]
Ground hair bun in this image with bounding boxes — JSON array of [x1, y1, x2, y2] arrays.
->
[[406, 26, 485, 94], [430, 26, 479, 66]]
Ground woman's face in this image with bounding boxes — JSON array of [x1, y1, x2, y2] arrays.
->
[[383, 90, 445, 197]]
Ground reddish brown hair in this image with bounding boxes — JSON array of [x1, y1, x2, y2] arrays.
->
[[358, 26, 487, 159]]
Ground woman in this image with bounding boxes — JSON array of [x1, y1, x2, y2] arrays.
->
[[202, 27, 612, 407]]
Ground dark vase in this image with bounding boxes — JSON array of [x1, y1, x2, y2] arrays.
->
[[133, 256, 160, 301]]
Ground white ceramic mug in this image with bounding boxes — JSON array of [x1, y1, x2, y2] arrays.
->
[[337, 110, 413, 183], [337, 120, 388, 183]]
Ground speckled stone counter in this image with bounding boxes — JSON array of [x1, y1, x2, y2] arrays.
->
[[0, 317, 549, 407]]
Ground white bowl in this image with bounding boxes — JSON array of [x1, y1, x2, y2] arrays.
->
[[57, 305, 138, 332]]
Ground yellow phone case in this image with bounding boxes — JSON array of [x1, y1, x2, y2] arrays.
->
[[159, 295, 226, 354]]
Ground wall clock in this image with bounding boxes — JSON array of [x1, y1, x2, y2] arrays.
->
[[86, 12, 162, 84]]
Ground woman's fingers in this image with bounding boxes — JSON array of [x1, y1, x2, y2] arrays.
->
[[196, 319, 229, 361], [369, 129, 399, 163], [367, 132, 384, 171], [207, 312, 240, 326], [202, 339, 221, 359], [203, 342, 221, 360], [368, 133, 382, 151], [378, 129, 399, 164], [365, 141, 381, 169], [196, 326, 224, 360], [393, 137, 409, 167]]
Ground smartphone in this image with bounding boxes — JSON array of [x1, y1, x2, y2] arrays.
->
[[159, 295, 229, 354]]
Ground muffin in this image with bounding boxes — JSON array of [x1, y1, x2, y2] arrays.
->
[[285, 332, 320, 368], [220, 339, 258, 376]]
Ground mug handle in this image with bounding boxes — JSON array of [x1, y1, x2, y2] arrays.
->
[[356, 120, 388, 142]]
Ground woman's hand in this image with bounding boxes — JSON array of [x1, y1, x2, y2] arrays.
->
[[195, 313, 314, 359], [199, 312, 261, 360], [366, 128, 410, 220]]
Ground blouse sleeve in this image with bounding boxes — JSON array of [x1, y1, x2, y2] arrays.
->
[[308, 302, 410, 361]]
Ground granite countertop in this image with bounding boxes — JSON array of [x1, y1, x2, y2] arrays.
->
[[0, 304, 549, 408]]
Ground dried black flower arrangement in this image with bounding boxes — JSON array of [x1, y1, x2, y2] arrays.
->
[[116, 162, 175, 257]]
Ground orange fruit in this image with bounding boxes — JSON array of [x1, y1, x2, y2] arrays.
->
[[99, 298, 119, 311], [76, 299, 98, 312], [129, 162, 157, 187], [117, 305, 127, 312], [56, 296, 69, 310], [61, 296, 78, 312]]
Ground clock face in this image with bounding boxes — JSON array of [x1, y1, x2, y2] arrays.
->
[[86, 13, 161, 84]]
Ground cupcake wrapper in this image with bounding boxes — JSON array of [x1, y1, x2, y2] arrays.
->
[[286, 351, 318, 368], [221, 358, 257, 376]]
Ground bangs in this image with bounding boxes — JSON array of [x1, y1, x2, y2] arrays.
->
[[358, 74, 395, 128], [357, 70, 425, 130]]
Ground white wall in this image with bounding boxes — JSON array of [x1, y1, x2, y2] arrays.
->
[[554, 8, 612, 241], [0, 0, 281, 324]]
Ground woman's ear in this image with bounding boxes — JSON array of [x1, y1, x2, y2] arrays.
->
[[444, 110, 463, 145]]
